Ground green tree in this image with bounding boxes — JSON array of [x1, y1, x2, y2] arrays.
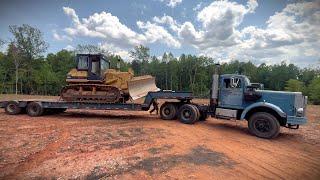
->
[[130, 45, 150, 75], [47, 50, 76, 94], [32, 62, 57, 95], [9, 24, 48, 93], [285, 79, 304, 92], [0, 52, 15, 93], [75, 44, 109, 55], [108, 54, 130, 71], [9, 24, 48, 60], [308, 77, 320, 104], [7, 43, 23, 94], [0, 39, 5, 48]]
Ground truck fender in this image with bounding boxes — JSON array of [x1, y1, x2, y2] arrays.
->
[[240, 102, 286, 120]]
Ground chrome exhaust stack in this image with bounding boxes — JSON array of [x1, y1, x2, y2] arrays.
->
[[210, 64, 220, 112]]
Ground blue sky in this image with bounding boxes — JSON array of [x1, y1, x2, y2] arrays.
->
[[0, 0, 319, 67]]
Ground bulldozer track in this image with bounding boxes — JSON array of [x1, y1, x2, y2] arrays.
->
[[60, 84, 123, 103]]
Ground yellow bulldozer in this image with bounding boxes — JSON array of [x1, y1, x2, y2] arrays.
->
[[60, 54, 159, 103]]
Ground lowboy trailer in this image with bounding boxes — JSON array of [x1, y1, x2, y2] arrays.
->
[[0, 91, 193, 117], [0, 65, 308, 139]]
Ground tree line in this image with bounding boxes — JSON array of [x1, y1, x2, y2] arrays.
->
[[0, 24, 319, 104]]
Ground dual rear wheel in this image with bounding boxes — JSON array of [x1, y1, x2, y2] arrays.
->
[[160, 102, 203, 124]]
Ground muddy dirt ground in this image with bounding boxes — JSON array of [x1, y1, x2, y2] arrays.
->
[[0, 95, 319, 179]]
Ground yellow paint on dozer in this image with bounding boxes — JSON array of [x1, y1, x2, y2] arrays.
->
[[128, 75, 160, 100]]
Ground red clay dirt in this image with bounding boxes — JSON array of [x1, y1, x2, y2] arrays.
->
[[0, 95, 319, 179]]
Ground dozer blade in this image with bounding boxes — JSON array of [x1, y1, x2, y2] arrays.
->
[[128, 75, 160, 100]]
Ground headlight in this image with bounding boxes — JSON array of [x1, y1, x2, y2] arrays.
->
[[67, 74, 72, 79], [297, 108, 304, 117]]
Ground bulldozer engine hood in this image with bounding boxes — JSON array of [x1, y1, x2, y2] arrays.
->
[[67, 68, 88, 79]]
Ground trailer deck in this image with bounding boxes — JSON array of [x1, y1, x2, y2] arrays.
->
[[0, 91, 193, 116]]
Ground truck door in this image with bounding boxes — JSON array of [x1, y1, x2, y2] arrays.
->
[[219, 76, 244, 108]]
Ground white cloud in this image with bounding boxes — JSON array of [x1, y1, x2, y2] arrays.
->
[[178, 0, 257, 49], [52, 30, 72, 41], [247, 0, 258, 13], [193, 2, 203, 11], [63, 45, 75, 51], [57, 1, 320, 67], [62, 7, 179, 50], [234, 1, 320, 65], [61, 7, 181, 60], [160, 0, 183, 8], [175, 0, 319, 67], [62, 7, 80, 25], [152, 15, 180, 32], [137, 21, 181, 48], [99, 43, 132, 61]]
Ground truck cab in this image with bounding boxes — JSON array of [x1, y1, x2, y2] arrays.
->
[[215, 74, 308, 138]]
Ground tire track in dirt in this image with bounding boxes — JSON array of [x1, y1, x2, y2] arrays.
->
[[153, 119, 319, 179], [180, 123, 284, 179], [4, 126, 71, 178], [193, 120, 320, 179]]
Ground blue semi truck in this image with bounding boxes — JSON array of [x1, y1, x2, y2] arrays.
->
[[0, 65, 307, 139]]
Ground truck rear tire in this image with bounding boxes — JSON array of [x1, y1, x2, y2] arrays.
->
[[160, 102, 177, 120], [178, 104, 199, 124], [248, 112, 280, 139], [5, 101, 22, 115], [26, 102, 44, 117]]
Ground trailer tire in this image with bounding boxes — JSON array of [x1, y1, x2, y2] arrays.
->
[[160, 103, 177, 120], [248, 112, 280, 139], [178, 104, 199, 124], [26, 102, 44, 117], [5, 101, 22, 115]]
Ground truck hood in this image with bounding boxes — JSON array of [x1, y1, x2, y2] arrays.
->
[[255, 90, 307, 117]]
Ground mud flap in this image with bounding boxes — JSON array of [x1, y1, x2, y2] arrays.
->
[[128, 75, 160, 100]]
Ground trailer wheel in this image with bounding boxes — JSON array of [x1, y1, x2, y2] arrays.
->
[[248, 112, 280, 139], [178, 104, 199, 124], [26, 102, 44, 117], [5, 101, 22, 115], [160, 103, 177, 120]]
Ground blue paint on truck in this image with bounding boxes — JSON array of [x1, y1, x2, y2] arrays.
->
[[218, 74, 307, 125]]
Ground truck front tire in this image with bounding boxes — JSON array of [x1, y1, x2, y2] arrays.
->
[[160, 103, 177, 120], [248, 112, 280, 139], [178, 104, 199, 124]]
